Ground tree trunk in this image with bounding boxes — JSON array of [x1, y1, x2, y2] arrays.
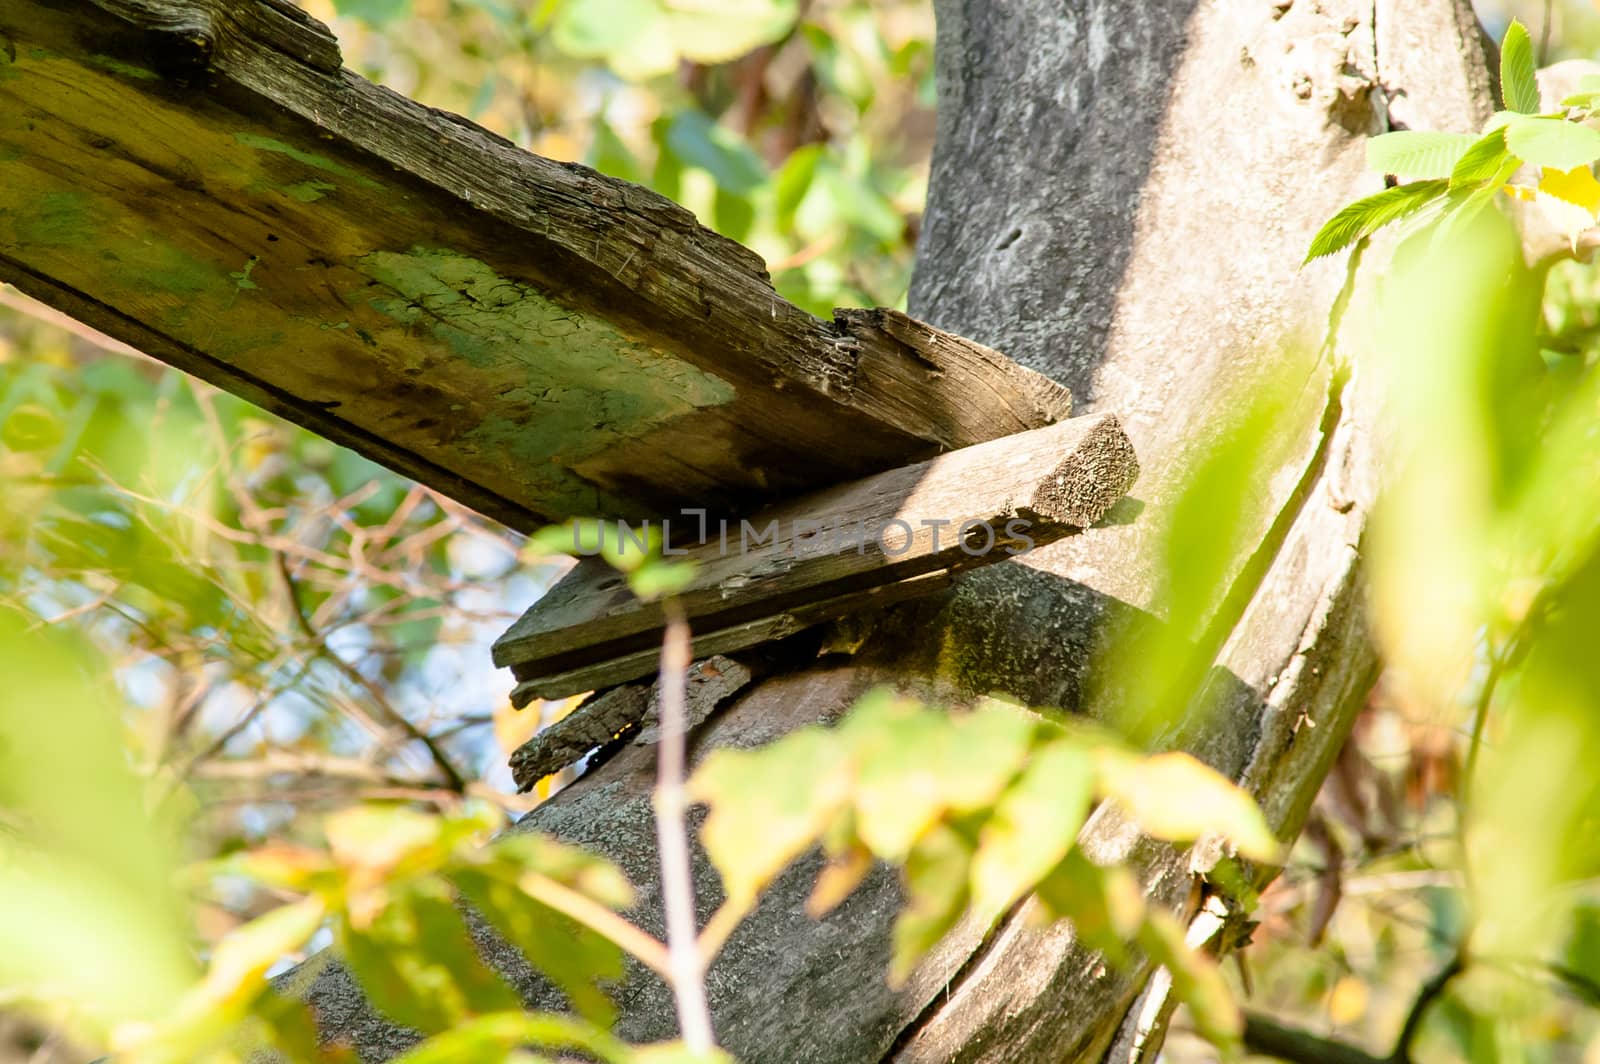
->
[[287, 1, 1495, 1061]]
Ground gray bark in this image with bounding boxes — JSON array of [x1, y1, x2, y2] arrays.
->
[[287, 1, 1496, 1061]]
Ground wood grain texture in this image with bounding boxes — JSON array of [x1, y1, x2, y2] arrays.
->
[[0, 0, 1070, 530], [493, 413, 1138, 697]]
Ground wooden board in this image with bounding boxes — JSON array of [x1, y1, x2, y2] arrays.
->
[[495, 413, 1139, 700], [0, 0, 1072, 530]]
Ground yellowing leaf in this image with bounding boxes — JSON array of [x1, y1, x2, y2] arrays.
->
[[326, 805, 444, 873], [968, 740, 1093, 925], [889, 822, 972, 986], [197, 897, 325, 1012], [689, 726, 849, 913], [496, 695, 576, 756], [845, 696, 964, 861], [1539, 165, 1600, 214], [1328, 975, 1370, 1025], [1095, 752, 1279, 862], [806, 845, 874, 918], [840, 693, 1035, 862]]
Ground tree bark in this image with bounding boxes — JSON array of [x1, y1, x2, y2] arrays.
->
[[283, 1, 1496, 1061]]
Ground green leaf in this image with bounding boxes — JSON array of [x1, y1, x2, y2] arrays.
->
[[628, 558, 697, 601], [1561, 75, 1600, 109], [451, 867, 623, 1027], [330, 0, 410, 27], [1451, 128, 1514, 187], [773, 145, 823, 230], [663, 110, 768, 196], [590, 120, 645, 185], [968, 739, 1094, 926], [1505, 116, 1600, 172], [689, 726, 849, 914], [889, 822, 972, 986], [1034, 850, 1144, 966], [487, 833, 636, 911], [390, 1011, 631, 1064], [662, 0, 798, 66], [1500, 18, 1541, 114], [551, 0, 659, 61], [1304, 180, 1450, 262], [337, 883, 521, 1034], [1138, 911, 1241, 1053], [1367, 131, 1479, 178]]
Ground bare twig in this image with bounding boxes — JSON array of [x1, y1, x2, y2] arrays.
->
[[652, 597, 716, 1051], [276, 552, 468, 792]]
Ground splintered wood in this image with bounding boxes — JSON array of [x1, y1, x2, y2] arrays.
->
[[495, 413, 1140, 702]]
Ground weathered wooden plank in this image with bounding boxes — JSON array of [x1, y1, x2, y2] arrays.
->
[[495, 413, 1139, 698], [507, 569, 958, 704], [0, 0, 1072, 530]]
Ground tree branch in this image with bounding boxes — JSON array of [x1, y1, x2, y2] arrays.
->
[[1391, 955, 1464, 1064], [652, 598, 716, 1051], [1241, 1010, 1388, 1064]]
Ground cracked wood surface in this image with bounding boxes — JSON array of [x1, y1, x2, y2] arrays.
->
[[494, 412, 1139, 700], [0, 0, 1071, 530]]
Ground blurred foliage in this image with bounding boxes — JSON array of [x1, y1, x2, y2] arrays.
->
[[689, 690, 1279, 1051], [7, 0, 1600, 1062], [1228, 11, 1600, 1061]]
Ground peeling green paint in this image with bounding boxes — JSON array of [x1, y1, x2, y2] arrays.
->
[[133, 242, 232, 301], [233, 133, 381, 190], [86, 54, 157, 80], [231, 256, 259, 291], [9, 189, 96, 245], [282, 180, 336, 202]]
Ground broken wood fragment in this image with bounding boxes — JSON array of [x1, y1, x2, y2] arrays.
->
[[0, 0, 1071, 529], [495, 413, 1139, 700], [509, 655, 754, 791]]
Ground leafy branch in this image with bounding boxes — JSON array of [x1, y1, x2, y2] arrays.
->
[[1307, 20, 1600, 264]]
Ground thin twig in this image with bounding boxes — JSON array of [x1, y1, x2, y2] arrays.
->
[[1391, 954, 1463, 1064], [520, 872, 673, 981], [652, 597, 716, 1051], [276, 552, 468, 792]]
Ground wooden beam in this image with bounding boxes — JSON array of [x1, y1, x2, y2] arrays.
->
[[0, 0, 1071, 529], [495, 413, 1139, 700]]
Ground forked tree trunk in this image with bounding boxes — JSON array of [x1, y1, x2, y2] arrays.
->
[[290, 2, 1495, 1061]]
